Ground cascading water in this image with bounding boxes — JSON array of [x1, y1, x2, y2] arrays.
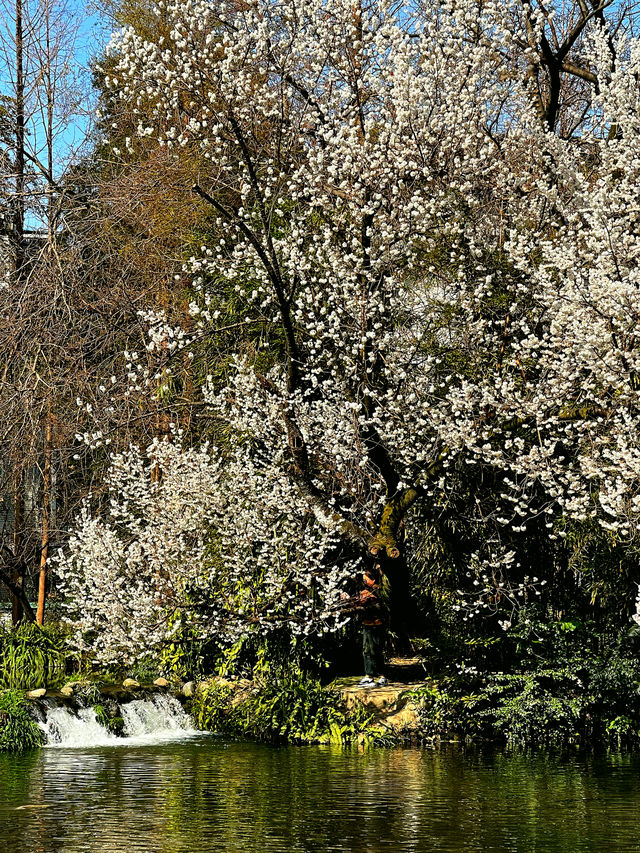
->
[[40, 705, 118, 748], [120, 695, 194, 738], [39, 693, 198, 748]]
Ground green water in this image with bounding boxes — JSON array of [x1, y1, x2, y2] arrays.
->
[[1, 739, 640, 852]]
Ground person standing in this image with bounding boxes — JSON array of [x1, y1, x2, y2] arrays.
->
[[344, 565, 390, 688]]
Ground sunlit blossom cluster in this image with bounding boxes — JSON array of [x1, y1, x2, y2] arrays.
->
[[57, 439, 356, 662], [62, 0, 640, 657]]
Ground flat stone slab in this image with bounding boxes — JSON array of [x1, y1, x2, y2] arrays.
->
[[330, 678, 430, 732]]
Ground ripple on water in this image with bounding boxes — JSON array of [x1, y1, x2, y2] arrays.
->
[[1, 743, 640, 853]]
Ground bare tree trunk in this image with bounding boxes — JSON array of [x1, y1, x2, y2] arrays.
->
[[36, 412, 52, 625], [9, 0, 27, 626], [45, 0, 54, 242], [14, 0, 24, 260], [11, 467, 24, 624], [34, 0, 57, 627]]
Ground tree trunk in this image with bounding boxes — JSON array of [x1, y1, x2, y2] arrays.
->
[[14, 0, 25, 263], [11, 468, 24, 625], [36, 413, 52, 625], [151, 278, 171, 483], [10, 0, 26, 625]]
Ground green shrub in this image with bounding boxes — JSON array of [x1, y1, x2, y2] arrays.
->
[[0, 623, 69, 690], [126, 656, 163, 684], [193, 681, 235, 734], [73, 681, 103, 705], [409, 677, 489, 741], [475, 669, 584, 745], [193, 669, 386, 745], [411, 651, 640, 747], [0, 690, 43, 752]]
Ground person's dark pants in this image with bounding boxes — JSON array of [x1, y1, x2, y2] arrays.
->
[[362, 624, 386, 677]]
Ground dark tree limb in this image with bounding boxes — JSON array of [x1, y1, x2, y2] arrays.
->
[[254, 373, 366, 543], [0, 560, 36, 622], [368, 452, 448, 559]]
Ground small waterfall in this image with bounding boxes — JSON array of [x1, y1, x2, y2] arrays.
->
[[39, 693, 197, 748], [121, 694, 195, 741], [41, 706, 118, 748]]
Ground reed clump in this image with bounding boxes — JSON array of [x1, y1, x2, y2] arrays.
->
[[0, 690, 43, 752], [0, 622, 68, 690]]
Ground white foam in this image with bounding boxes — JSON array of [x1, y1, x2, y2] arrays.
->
[[40, 706, 117, 748], [40, 693, 198, 748], [120, 694, 197, 744]]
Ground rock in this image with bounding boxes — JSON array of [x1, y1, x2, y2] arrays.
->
[[153, 677, 169, 687], [122, 678, 140, 689], [26, 688, 46, 698], [60, 686, 74, 697], [387, 656, 429, 683], [181, 681, 195, 698], [332, 680, 428, 734]]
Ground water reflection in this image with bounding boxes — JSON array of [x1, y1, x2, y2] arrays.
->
[[1, 742, 640, 852]]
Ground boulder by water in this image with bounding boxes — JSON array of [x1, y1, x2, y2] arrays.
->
[[26, 689, 46, 699], [332, 678, 427, 733]]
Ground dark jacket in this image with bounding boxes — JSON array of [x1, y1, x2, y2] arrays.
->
[[344, 579, 390, 627]]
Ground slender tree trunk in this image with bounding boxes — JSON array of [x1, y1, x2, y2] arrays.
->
[[44, 0, 55, 242], [35, 0, 57, 627], [36, 413, 52, 625], [151, 278, 171, 483], [14, 0, 25, 262], [11, 468, 24, 624], [10, 0, 27, 626]]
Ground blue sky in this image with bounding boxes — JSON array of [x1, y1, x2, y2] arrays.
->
[[0, 0, 112, 225]]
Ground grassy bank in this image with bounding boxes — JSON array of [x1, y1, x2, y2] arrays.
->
[[190, 649, 640, 749]]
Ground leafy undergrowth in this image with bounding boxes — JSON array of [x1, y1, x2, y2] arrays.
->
[[0, 690, 43, 752], [409, 652, 640, 747], [193, 670, 394, 746], [0, 622, 73, 690]]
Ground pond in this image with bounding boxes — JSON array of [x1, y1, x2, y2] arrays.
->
[[2, 735, 640, 853]]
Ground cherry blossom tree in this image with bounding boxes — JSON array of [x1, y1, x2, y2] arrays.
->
[[59, 0, 640, 660], [58, 439, 355, 663]]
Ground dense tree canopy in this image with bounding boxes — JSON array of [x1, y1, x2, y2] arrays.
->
[[49, 0, 640, 665], [1, 0, 640, 679]]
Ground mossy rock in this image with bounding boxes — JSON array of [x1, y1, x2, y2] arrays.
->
[[93, 702, 125, 737], [107, 716, 125, 736]]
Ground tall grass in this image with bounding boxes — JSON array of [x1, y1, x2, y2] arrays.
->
[[0, 622, 68, 689], [0, 689, 43, 751]]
